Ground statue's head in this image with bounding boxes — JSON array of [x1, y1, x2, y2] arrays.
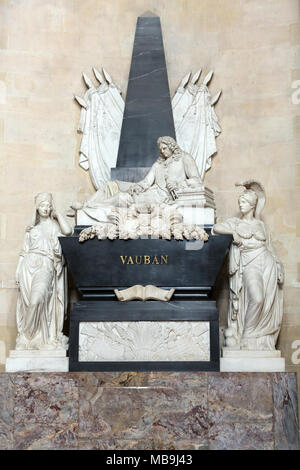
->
[[236, 180, 265, 219], [28, 193, 54, 229], [35, 193, 53, 217], [238, 190, 257, 215], [157, 136, 180, 159]]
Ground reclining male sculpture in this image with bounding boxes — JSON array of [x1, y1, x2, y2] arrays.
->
[[71, 136, 204, 222]]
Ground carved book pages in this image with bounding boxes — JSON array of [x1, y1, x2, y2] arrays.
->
[[114, 285, 175, 301]]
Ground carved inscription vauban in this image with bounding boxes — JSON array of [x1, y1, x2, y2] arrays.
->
[[120, 255, 168, 265]]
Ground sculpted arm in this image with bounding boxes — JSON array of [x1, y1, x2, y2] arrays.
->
[[212, 218, 241, 246], [212, 221, 235, 235], [183, 154, 202, 186], [52, 211, 73, 236], [139, 166, 156, 190], [129, 166, 156, 195]]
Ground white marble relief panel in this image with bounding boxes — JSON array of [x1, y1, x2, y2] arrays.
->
[[79, 321, 210, 362]]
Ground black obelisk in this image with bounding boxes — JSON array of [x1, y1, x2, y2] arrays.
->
[[111, 12, 176, 182]]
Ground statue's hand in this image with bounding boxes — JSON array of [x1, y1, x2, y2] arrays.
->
[[15, 257, 23, 287], [186, 177, 201, 188], [128, 185, 136, 196], [16, 270, 20, 287], [167, 182, 178, 192], [128, 184, 143, 196], [232, 231, 242, 247]]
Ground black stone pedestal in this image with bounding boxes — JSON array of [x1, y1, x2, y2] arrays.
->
[[60, 232, 231, 372]]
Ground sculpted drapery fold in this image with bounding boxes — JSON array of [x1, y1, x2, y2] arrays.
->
[[75, 69, 221, 190]]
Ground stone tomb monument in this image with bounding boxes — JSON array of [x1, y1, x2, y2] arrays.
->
[[6, 13, 286, 373], [60, 13, 230, 371]]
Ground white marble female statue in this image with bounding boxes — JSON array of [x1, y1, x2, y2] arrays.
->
[[212, 181, 284, 351], [15, 193, 72, 350]]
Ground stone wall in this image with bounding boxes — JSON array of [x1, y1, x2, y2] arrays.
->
[[0, 0, 299, 418]]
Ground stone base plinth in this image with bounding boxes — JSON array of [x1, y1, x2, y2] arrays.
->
[[221, 348, 285, 372], [222, 348, 282, 358], [6, 350, 69, 372]]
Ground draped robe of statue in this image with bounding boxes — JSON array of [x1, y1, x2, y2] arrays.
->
[[16, 220, 67, 350], [76, 70, 124, 190], [213, 217, 283, 350], [173, 77, 221, 181]]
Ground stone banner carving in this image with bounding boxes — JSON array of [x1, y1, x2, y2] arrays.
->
[[172, 69, 222, 181], [74, 68, 124, 189]]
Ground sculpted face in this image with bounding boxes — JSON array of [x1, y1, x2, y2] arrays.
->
[[159, 142, 173, 159], [37, 201, 52, 218], [238, 193, 256, 215]]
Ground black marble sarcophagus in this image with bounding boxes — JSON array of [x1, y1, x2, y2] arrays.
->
[[60, 230, 231, 372]]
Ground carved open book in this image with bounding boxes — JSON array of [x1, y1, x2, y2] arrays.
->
[[114, 285, 175, 302]]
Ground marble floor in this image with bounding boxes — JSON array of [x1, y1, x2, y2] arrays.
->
[[0, 372, 298, 450]]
